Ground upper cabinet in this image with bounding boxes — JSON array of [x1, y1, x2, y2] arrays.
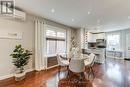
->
[[88, 32, 95, 42], [87, 32, 105, 42], [79, 28, 106, 49], [96, 33, 105, 39]]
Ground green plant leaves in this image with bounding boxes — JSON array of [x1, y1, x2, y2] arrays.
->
[[10, 44, 32, 72]]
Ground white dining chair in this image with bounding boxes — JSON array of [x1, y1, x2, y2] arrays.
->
[[68, 58, 85, 81], [69, 59, 85, 73], [57, 54, 69, 76], [84, 53, 96, 78], [84, 53, 95, 66]]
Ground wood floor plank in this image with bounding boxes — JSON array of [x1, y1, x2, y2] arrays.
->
[[0, 58, 130, 87]]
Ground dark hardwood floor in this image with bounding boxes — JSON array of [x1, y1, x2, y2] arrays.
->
[[1, 58, 130, 87]]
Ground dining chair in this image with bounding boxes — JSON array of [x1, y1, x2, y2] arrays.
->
[[84, 53, 96, 78], [68, 58, 85, 81], [57, 54, 69, 76]]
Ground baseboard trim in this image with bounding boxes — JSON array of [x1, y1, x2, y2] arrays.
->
[[46, 65, 58, 70], [0, 68, 34, 80], [0, 74, 14, 80], [35, 66, 46, 71]]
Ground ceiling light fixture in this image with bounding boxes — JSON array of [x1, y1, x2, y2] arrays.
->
[[88, 11, 91, 15], [71, 19, 75, 22], [128, 16, 130, 19], [51, 9, 55, 13]]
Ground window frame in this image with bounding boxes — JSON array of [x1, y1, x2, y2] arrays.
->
[[45, 25, 67, 57], [106, 32, 121, 51]]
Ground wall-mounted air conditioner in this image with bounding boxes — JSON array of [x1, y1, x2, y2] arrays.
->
[[0, 5, 26, 21]]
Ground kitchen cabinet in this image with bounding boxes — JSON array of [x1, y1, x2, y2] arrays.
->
[[87, 32, 96, 42], [96, 33, 105, 39], [87, 32, 105, 42]]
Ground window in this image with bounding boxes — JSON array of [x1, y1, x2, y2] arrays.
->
[[107, 34, 120, 51], [57, 40, 66, 53], [46, 30, 56, 37], [46, 26, 66, 57], [57, 32, 65, 38], [47, 40, 56, 55]]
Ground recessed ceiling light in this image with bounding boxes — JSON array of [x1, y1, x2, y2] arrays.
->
[[71, 19, 75, 22], [88, 11, 91, 15], [51, 9, 55, 13], [128, 16, 130, 19]]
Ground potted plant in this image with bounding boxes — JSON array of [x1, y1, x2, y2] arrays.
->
[[10, 44, 32, 81]]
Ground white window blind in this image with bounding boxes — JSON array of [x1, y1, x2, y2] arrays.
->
[[45, 25, 67, 57], [46, 30, 56, 37]]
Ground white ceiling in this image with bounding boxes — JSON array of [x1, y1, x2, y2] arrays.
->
[[15, 0, 130, 31]]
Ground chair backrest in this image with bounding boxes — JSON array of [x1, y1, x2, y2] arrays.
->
[[57, 53, 69, 66], [89, 53, 96, 66], [83, 54, 89, 59], [60, 53, 67, 59], [57, 54, 62, 65], [69, 58, 85, 73]]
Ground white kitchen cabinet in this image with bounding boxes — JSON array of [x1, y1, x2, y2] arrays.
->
[[96, 33, 105, 39], [88, 32, 105, 42], [88, 32, 96, 42]]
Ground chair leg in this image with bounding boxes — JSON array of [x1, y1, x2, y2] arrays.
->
[[90, 67, 95, 78], [58, 66, 61, 78], [84, 66, 88, 79], [67, 70, 70, 79], [85, 66, 87, 72], [88, 66, 95, 79], [66, 66, 69, 78], [80, 72, 85, 80], [88, 67, 91, 79]]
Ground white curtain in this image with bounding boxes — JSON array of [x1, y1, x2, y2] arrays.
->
[[35, 20, 47, 71]]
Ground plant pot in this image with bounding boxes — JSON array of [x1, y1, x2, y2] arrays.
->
[[14, 72, 26, 81]]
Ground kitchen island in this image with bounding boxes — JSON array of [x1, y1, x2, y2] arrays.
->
[[83, 48, 105, 64]]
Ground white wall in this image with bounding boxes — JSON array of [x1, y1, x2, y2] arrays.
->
[[0, 15, 35, 79], [106, 29, 130, 58], [0, 14, 76, 80], [121, 29, 130, 57]]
